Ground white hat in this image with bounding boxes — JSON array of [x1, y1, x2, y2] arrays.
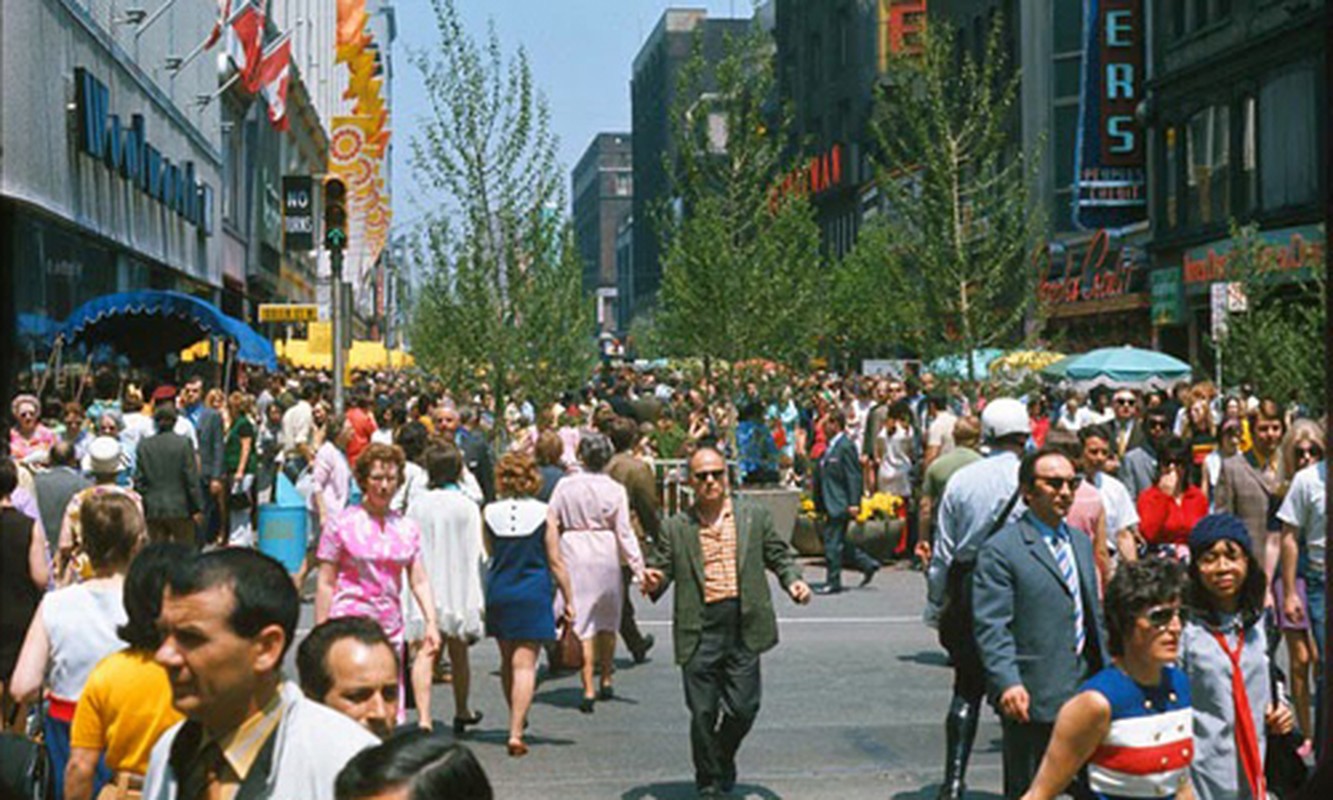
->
[[87, 436, 125, 475], [981, 398, 1031, 441]]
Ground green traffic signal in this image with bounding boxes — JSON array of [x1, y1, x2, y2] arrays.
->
[[324, 177, 347, 251]]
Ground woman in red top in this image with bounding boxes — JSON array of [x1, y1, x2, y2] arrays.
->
[[1137, 437, 1209, 555]]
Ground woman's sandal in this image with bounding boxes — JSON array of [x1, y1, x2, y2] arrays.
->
[[579, 697, 595, 714], [507, 738, 529, 758]]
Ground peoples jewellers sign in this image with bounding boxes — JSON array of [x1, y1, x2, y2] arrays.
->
[[74, 68, 213, 236]]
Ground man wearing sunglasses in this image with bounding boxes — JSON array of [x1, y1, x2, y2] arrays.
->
[[1119, 406, 1173, 502], [1107, 390, 1145, 459], [973, 447, 1108, 799], [641, 446, 811, 798]]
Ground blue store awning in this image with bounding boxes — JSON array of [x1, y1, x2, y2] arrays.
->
[[58, 290, 277, 369]]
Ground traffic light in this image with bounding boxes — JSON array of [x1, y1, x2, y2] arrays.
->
[[324, 177, 347, 251]]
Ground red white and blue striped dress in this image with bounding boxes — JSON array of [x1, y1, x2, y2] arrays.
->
[[1082, 665, 1194, 799]]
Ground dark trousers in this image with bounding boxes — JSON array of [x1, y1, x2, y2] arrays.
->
[[619, 566, 649, 653], [1000, 719, 1092, 800], [147, 517, 197, 548], [821, 516, 878, 589], [682, 599, 761, 792]]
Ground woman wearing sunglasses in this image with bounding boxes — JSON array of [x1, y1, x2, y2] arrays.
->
[[1138, 437, 1208, 560], [1019, 558, 1193, 800], [9, 394, 57, 463], [1276, 418, 1326, 756], [1181, 513, 1294, 799]]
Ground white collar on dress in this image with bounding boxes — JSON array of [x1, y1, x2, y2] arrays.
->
[[484, 498, 547, 537]]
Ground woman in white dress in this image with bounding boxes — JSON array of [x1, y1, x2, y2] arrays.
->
[[874, 399, 915, 497], [405, 443, 487, 733]]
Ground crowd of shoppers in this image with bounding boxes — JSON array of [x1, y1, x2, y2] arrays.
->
[[0, 359, 1328, 799]]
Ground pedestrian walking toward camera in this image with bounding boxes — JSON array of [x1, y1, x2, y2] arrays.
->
[[641, 446, 811, 797], [974, 446, 1109, 799]]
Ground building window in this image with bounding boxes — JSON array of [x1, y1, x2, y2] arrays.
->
[[612, 174, 632, 197], [1170, 2, 1187, 40], [1240, 95, 1257, 213], [1165, 126, 1179, 229], [1186, 105, 1230, 226], [1053, 0, 1082, 54], [1259, 63, 1317, 210]]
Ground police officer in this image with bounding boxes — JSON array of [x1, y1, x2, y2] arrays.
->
[[924, 398, 1030, 800]]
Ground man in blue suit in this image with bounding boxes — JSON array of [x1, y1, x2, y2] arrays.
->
[[973, 446, 1108, 799], [813, 408, 879, 594]]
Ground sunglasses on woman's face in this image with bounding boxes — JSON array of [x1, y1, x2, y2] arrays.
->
[[1142, 604, 1184, 629], [1295, 446, 1323, 460]]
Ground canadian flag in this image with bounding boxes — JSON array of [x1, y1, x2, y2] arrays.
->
[[203, 0, 232, 50], [257, 34, 293, 131], [225, 1, 265, 91]]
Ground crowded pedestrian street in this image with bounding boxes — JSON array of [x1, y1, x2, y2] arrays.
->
[[2, 1, 1330, 799]]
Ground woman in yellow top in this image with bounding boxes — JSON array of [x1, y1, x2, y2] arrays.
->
[[66, 542, 191, 800]]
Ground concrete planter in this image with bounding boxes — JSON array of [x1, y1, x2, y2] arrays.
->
[[735, 486, 802, 545], [792, 516, 906, 564]]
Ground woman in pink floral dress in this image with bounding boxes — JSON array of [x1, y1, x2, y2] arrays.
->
[[315, 442, 441, 717]]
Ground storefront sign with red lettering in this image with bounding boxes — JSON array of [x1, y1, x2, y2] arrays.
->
[[1036, 228, 1143, 306]]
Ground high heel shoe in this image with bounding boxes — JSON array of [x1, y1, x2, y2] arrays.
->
[[598, 684, 614, 701], [579, 697, 595, 714], [507, 738, 529, 757], [452, 710, 484, 735]]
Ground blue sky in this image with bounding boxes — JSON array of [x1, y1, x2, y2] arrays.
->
[[389, 1, 748, 229]]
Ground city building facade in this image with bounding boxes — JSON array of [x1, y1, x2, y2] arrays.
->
[[572, 132, 632, 334], [627, 8, 748, 329]]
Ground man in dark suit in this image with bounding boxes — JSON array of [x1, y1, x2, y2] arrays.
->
[[606, 415, 659, 663], [439, 405, 495, 504], [134, 403, 204, 546], [814, 407, 879, 594], [973, 446, 1108, 799], [1107, 389, 1146, 459], [642, 446, 811, 797], [181, 376, 225, 546]]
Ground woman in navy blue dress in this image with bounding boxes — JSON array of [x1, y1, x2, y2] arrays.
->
[[1021, 558, 1196, 800], [484, 451, 574, 757]]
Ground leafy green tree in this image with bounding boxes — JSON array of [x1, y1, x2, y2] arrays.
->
[[654, 26, 825, 370], [847, 18, 1044, 382], [407, 0, 593, 414], [1218, 222, 1326, 411]]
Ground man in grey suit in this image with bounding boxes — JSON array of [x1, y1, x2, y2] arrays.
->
[[181, 376, 225, 546], [973, 446, 1107, 799], [1118, 406, 1172, 501], [32, 441, 91, 555], [134, 403, 204, 546], [814, 407, 879, 594]]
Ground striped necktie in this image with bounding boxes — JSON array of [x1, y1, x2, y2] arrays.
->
[[1051, 527, 1086, 654]]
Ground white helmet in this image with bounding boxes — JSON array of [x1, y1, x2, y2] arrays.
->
[[981, 397, 1030, 441]]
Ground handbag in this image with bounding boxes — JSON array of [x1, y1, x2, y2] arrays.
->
[[228, 474, 255, 510], [1264, 616, 1310, 797], [550, 622, 584, 672], [0, 731, 52, 800]]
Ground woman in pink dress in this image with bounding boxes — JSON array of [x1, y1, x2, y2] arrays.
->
[[9, 394, 57, 463], [315, 442, 441, 715], [547, 432, 645, 712]]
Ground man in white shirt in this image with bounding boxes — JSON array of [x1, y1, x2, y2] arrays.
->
[[924, 394, 958, 468], [281, 382, 316, 477], [1077, 425, 1141, 564]]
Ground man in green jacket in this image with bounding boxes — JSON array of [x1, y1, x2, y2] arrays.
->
[[642, 446, 811, 797]]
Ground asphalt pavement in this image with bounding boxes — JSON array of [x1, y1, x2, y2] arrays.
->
[[403, 560, 1007, 799]]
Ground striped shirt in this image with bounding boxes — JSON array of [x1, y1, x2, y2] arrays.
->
[[699, 500, 738, 604], [1084, 665, 1193, 799]]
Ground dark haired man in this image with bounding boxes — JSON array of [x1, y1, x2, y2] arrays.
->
[[814, 408, 878, 594], [606, 415, 659, 663], [973, 447, 1108, 798], [297, 617, 400, 740], [1119, 406, 1173, 501], [143, 549, 376, 799], [135, 403, 203, 547]]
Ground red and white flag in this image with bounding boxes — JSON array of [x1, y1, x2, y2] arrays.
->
[[203, 0, 232, 49], [257, 34, 293, 131], [225, 0, 265, 91]]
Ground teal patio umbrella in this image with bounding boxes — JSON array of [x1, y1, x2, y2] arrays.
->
[[1062, 346, 1192, 389]]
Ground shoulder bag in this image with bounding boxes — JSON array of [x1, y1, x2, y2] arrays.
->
[[938, 488, 1021, 657]]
